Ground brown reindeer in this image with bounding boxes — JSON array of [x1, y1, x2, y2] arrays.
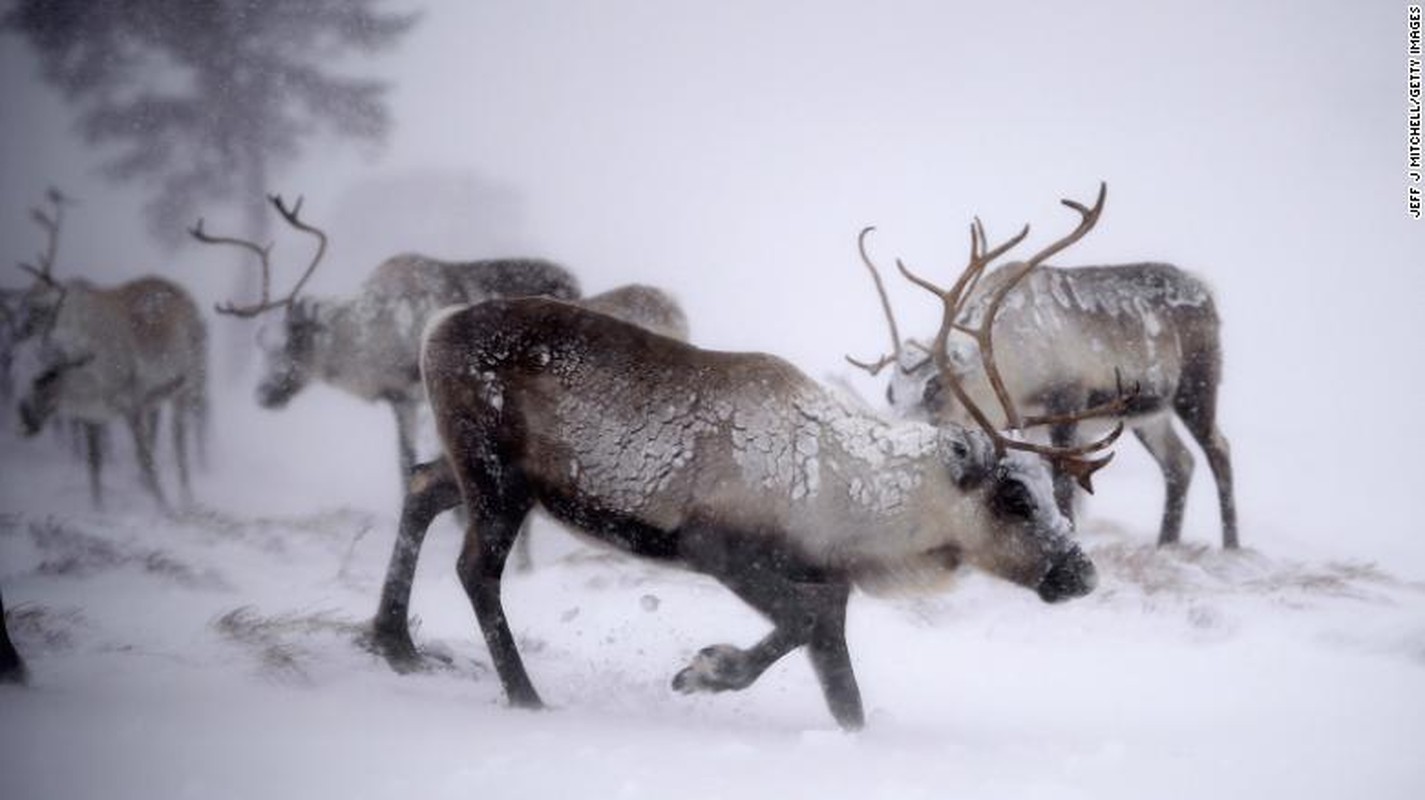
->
[[390, 184, 1125, 729], [579, 283, 689, 341], [851, 216, 1236, 548], [373, 282, 692, 649], [13, 191, 208, 511], [191, 196, 582, 483]]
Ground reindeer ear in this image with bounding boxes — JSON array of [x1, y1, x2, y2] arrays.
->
[[939, 426, 994, 488], [946, 339, 978, 371]]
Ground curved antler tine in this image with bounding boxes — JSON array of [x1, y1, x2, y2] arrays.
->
[[1062, 452, 1115, 494], [854, 226, 905, 367], [845, 353, 897, 376], [895, 257, 948, 297], [1019, 181, 1107, 269], [268, 193, 328, 305], [976, 222, 1031, 267], [189, 215, 281, 317], [269, 193, 304, 222]]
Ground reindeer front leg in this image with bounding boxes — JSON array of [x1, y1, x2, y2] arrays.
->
[[125, 411, 169, 512], [82, 422, 105, 510], [677, 529, 864, 730]]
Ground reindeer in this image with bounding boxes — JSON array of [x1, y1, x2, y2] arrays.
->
[[393, 185, 1125, 730], [850, 220, 1236, 549], [579, 283, 690, 341], [16, 275, 208, 511], [12, 191, 208, 511], [191, 196, 582, 482], [372, 281, 692, 655], [0, 586, 24, 685]]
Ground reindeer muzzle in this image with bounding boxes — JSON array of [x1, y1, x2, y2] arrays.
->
[[1036, 545, 1097, 603]]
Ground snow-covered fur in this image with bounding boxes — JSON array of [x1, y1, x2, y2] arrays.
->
[[889, 261, 1237, 548], [254, 254, 580, 478], [414, 297, 1097, 729], [577, 283, 689, 342], [15, 276, 208, 511]]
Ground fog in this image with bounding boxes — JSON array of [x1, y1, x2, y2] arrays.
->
[[1, 3, 1423, 796]]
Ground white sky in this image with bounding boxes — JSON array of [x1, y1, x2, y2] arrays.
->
[[1, 0, 1422, 569]]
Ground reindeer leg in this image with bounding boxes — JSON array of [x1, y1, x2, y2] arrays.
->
[[83, 422, 104, 511], [1048, 420, 1079, 521], [456, 481, 541, 709], [677, 530, 864, 729], [126, 411, 169, 512], [1042, 387, 1084, 522], [171, 399, 193, 508], [803, 583, 862, 729], [510, 517, 535, 573], [1174, 377, 1239, 549], [1133, 416, 1194, 546], [389, 397, 419, 483], [372, 458, 463, 671]]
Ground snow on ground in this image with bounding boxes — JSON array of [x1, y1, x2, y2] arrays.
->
[[1, 390, 1423, 800]]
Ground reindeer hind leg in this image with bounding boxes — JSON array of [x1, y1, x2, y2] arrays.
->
[[1132, 415, 1194, 546], [453, 468, 541, 709], [1173, 357, 1238, 549]]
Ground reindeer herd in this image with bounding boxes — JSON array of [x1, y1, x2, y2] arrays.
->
[[0, 183, 1239, 727]]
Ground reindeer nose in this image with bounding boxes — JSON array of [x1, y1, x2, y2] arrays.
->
[[1036, 546, 1097, 603]]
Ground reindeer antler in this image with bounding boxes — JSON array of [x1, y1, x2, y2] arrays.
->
[[189, 194, 329, 318], [846, 226, 936, 377], [897, 182, 1131, 492], [845, 227, 905, 376], [15, 186, 73, 286]]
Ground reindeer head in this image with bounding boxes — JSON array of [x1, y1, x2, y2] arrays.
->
[[253, 298, 324, 408], [929, 424, 1094, 602], [191, 195, 329, 409], [18, 350, 95, 436], [850, 184, 1130, 600]]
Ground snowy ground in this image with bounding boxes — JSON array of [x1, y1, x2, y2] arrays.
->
[[1, 387, 1423, 800]]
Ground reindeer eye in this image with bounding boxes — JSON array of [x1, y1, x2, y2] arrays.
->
[[991, 479, 1036, 520]]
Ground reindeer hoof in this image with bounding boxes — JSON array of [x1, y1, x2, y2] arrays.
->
[[672, 644, 752, 693], [363, 625, 425, 674]]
